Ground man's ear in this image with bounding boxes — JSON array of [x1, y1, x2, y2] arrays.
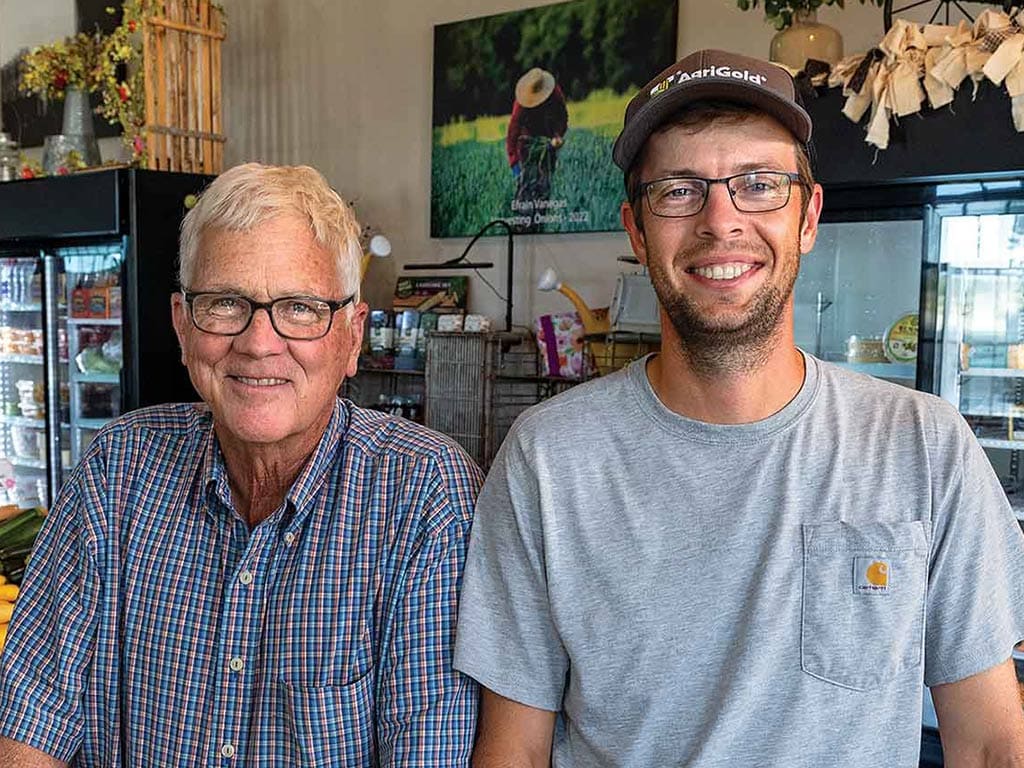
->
[[799, 183, 824, 256], [170, 292, 188, 366], [621, 201, 648, 266], [344, 301, 369, 379]]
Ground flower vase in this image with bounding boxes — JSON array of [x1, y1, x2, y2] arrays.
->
[[769, 9, 843, 71], [42, 86, 102, 174]]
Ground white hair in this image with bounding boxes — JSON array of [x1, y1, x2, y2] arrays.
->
[[179, 162, 362, 302]]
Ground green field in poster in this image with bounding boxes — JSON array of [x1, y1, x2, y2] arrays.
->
[[431, 90, 627, 237]]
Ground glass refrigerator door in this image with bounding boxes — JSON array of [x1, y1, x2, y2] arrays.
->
[[930, 203, 1024, 723], [0, 254, 51, 510], [932, 208, 1024, 520], [794, 218, 923, 386], [59, 244, 124, 466]]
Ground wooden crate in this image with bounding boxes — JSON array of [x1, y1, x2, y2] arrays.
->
[[142, 0, 226, 173]]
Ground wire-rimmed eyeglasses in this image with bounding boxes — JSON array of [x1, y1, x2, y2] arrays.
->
[[640, 171, 807, 218], [182, 291, 355, 340]]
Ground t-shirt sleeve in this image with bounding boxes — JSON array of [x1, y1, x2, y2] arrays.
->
[[0, 460, 102, 761], [454, 432, 567, 711], [923, 412, 1024, 686]]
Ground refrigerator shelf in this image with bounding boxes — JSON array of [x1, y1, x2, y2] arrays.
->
[[0, 302, 42, 313], [66, 317, 121, 327], [9, 456, 45, 470], [961, 407, 1024, 419], [75, 418, 112, 430], [947, 266, 1024, 276], [833, 362, 916, 380], [0, 353, 42, 365], [0, 415, 45, 428], [71, 372, 120, 384], [960, 368, 1024, 378], [977, 438, 1024, 451]]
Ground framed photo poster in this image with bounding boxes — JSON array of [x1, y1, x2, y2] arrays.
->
[[431, 0, 678, 237]]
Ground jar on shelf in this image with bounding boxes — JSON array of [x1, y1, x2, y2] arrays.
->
[[0, 133, 19, 182], [846, 334, 887, 363]]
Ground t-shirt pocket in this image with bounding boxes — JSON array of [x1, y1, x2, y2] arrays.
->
[[801, 521, 928, 691], [278, 673, 377, 766]]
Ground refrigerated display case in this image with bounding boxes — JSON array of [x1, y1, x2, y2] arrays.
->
[[793, 177, 1024, 758], [926, 200, 1024, 519], [0, 169, 210, 512], [795, 213, 923, 387]]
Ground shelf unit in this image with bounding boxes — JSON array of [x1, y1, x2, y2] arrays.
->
[[0, 272, 50, 510], [343, 365, 426, 423], [961, 368, 1024, 378], [347, 330, 651, 469]]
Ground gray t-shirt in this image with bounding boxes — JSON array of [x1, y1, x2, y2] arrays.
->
[[454, 353, 1024, 767]]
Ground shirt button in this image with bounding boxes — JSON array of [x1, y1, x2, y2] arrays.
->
[[238, 570, 253, 585], [220, 743, 235, 758], [283, 532, 296, 546], [229, 656, 244, 672]]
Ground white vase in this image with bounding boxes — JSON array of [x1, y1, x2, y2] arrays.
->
[[769, 9, 844, 70]]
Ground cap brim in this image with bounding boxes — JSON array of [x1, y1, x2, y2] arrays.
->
[[612, 79, 813, 172]]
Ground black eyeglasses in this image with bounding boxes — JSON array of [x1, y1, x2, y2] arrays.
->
[[182, 291, 355, 340], [640, 171, 807, 218]]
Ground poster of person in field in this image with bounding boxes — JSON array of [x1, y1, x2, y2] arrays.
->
[[431, 0, 678, 237]]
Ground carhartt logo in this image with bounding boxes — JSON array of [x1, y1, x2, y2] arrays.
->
[[866, 561, 888, 586], [648, 65, 769, 98], [854, 557, 892, 594]]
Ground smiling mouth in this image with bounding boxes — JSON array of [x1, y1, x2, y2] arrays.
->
[[232, 376, 289, 387], [688, 262, 757, 281]]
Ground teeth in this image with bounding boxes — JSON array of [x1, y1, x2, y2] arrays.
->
[[692, 263, 754, 280], [236, 376, 287, 386]]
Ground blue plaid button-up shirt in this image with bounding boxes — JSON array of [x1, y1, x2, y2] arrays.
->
[[0, 399, 482, 766]]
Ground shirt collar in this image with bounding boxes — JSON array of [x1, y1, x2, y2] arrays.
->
[[199, 399, 350, 526]]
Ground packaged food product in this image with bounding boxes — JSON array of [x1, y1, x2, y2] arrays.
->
[[883, 313, 919, 364], [846, 335, 886, 363]]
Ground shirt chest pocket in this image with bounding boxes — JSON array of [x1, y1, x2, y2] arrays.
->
[[801, 521, 928, 691], [277, 673, 377, 767]]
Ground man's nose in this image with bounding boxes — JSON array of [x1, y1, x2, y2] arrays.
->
[[236, 306, 287, 349], [695, 181, 745, 236]]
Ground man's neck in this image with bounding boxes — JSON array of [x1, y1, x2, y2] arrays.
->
[[646, 328, 806, 425]]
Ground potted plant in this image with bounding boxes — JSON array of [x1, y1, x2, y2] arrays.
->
[[737, 0, 884, 31], [20, 31, 107, 170], [738, 0, 885, 69], [20, 1, 224, 169], [19, 32, 107, 103]]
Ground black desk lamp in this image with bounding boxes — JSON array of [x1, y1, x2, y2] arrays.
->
[[405, 219, 514, 333]]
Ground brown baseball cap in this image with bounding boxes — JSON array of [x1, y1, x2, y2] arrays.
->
[[612, 49, 812, 172]]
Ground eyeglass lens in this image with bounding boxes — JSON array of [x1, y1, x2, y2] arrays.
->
[[646, 172, 796, 217], [189, 294, 335, 339]]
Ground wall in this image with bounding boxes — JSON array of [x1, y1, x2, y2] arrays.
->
[[216, 0, 891, 325]]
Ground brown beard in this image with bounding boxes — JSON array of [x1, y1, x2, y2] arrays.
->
[[647, 235, 800, 377]]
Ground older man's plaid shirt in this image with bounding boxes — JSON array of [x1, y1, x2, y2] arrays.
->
[[0, 399, 482, 766]]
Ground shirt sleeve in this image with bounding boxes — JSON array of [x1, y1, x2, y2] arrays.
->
[[506, 102, 522, 167], [923, 412, 1024, 686], [0, 460, 103, 761], [375, 448, 481, 767], [454, 433, 567, 711]]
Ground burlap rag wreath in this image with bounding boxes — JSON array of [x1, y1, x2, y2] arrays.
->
[[828, 9, 1024, 149]]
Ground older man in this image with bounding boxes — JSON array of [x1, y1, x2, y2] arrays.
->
[[455, 50, 1024, 766], [0, 163, 482, 766]]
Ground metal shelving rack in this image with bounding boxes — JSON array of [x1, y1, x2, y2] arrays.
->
[[424, 331, 576, 469]]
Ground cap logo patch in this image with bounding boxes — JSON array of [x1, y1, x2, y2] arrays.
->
[[649, 66, 768, 98]]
